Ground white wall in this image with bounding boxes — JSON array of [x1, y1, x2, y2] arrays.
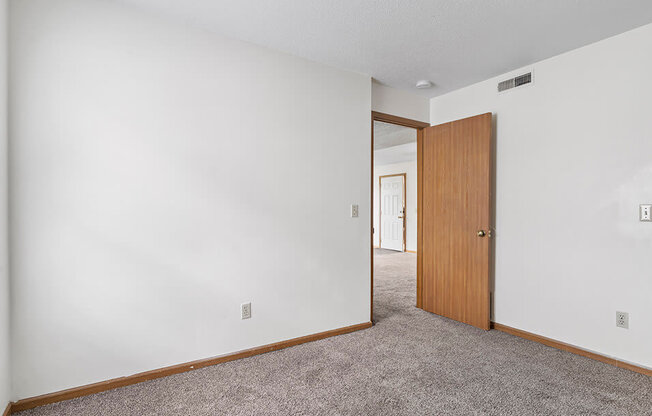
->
[[9, 0, 371, 399], [431, 23, 652, 368], [372, 81, 429, 123], [0, 0, 10, 409], [374, 160, 417, 252]]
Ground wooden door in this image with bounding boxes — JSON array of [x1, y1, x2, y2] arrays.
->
[[379, 174, 406, 251], [420, 113, 493, 330]]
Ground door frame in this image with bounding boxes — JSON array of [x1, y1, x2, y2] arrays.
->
[[378, 173, 407, 252], [371, 111, 429, 322]]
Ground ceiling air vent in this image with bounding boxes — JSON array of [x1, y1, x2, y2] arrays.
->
[[498, 71, 532, 92]]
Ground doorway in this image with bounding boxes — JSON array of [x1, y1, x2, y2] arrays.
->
[[370, 111, 494, 330], [379, 173, 406, 251], [371, 112, 428, 322]]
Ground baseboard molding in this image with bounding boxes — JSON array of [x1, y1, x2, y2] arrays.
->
[[3, 403, 11, 416], [11, 321, 372, 413], [372, 246, 415, 253], [372, 247, 417, 253], [491, 322, 651, 377]]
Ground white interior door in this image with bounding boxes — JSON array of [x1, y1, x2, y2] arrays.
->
[[380, 175, 405, 251]]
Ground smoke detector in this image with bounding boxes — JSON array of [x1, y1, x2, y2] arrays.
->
[[416, 80, 433, 89]]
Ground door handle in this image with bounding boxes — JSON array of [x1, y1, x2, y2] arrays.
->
[[477, 229, 493, 238], [398, 216, 404, 219]]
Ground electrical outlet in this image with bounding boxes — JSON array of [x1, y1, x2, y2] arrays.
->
[[640, 204, 651, 221], [350, 204, 359, 218], [241, 302, 251, 320], [616, 311, 628, 329]]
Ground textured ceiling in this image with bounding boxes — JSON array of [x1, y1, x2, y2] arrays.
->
[[374, 122, 416, 150], [112, 0, 652, 97], [375, 142, 416, 166]]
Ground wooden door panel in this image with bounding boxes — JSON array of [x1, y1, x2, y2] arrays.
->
[[421, 113, 492, 330]]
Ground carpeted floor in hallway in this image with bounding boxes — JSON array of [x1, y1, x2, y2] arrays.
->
[[17, 249, 651, 415]]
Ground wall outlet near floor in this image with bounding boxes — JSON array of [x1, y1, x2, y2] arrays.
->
[[241, 302, 252, 320], [640, 204, 651, 221], [616, 311, 628, 329]]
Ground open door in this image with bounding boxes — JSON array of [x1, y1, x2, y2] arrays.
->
[[420, 113, 493, 330]]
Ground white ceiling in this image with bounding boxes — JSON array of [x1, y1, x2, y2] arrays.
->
[[375, 142, 416, 166], [113, 0, 652, 97], [374, 121, 416, 150], [374, 121, 416, 165]]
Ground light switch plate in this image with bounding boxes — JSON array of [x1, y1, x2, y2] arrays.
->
[[640, 204, 651, 221], [351, 204, 359, 218]]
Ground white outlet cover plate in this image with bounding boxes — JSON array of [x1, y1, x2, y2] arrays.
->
[[616, 311, 629, 329], [640, 204, 651, 221], [241, 302, 251, 319]]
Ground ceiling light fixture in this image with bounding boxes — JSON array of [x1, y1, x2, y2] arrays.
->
[[416, 80, 433, 89]]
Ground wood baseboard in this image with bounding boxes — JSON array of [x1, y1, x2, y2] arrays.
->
[[3, 403, 11, 416], [11, 322, 372, 413], [491, 322, 651, 377]]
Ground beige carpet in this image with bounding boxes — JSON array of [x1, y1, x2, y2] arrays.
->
[[18, 249, 651, 415]]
